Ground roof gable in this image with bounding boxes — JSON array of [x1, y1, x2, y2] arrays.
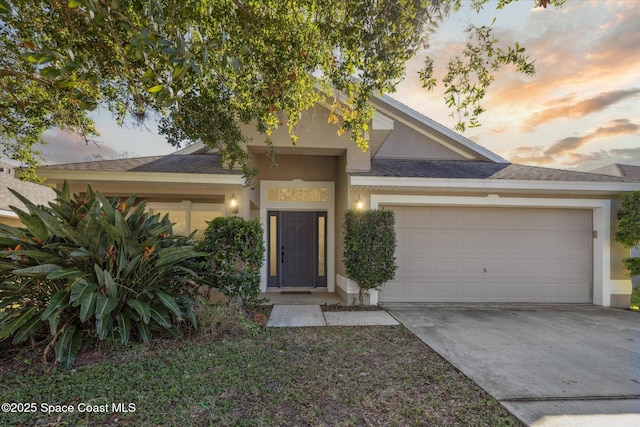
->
[[369, 95, 508, 163], [175, 94, 508, 163]]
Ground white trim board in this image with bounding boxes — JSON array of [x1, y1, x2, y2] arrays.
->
[[371, 194, 613, 307], [39, 169, 245, 185], [351, 176, 640, 193]]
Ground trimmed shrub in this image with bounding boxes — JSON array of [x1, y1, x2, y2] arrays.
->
[[343, 209, 397, 305], [195, 217, 265, 307], [0, 183, 207, 368], [615, 190, 640, 277]]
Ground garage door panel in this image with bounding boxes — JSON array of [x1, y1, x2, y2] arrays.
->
[[380, 206, 592, 303], [403, 257, 431, 273]]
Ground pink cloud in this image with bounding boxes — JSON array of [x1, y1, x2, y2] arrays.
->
[[522, 89, 640, 131], [37, 128, 122, 164], [506, 119, 640, 166]]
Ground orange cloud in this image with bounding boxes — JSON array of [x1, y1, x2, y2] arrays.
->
[[484, 0, 640, 110], [507, 119, 640, 166], [522, 89, 640, 131]]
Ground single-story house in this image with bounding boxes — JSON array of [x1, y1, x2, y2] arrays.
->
[[1, 160, 56, 228], [35, 95, 640, 307]]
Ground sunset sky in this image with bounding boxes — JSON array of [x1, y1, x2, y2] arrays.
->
[[36, 0, 640, 172]]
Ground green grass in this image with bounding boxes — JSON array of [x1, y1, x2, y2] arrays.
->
[[0, 326, 519, 427], [631, 287, 640, 312]]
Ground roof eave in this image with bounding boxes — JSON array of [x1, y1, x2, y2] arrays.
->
[[38, 169, 245, 186], [349, 175, 640, 193]]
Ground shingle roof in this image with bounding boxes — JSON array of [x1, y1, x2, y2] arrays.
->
[[1, 173, 56, 213], [589, 163, 640, 180], [351, 159, 639, 182], [39, 154, 241, 175]]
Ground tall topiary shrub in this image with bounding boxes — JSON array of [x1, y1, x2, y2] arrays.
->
[[196, 217, 265, 307], [615, 190, 640, 278], [0, 183, 207, 368], [343, 209, 397, 305]]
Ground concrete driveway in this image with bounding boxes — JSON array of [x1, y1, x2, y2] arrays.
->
[[384, 304, 640, 427]]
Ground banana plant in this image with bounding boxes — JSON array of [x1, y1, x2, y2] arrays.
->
[[0, 183, 208, 368]]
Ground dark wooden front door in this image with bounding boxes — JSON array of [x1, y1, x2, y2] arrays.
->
[[281, 212, 315, 287]]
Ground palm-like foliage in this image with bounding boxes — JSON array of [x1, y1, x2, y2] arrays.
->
[[0, 183, 206, 368]]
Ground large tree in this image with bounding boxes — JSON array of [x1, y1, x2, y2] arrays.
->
[[0, 0, 563, 183]]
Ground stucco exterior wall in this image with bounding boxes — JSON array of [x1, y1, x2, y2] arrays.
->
[[254, 154, 338, 182], [375, 121, 468, 160], [335, 155, 349, 277], [0, 216, 22, 228], [241, 104, 370, 172]]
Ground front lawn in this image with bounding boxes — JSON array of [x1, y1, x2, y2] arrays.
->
[[0, 326, 518, 426]]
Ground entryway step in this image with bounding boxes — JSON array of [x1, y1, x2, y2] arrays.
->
[[267, 305, 325, 327], [266, 305, 401, 327], [324, 311, 400, 326]]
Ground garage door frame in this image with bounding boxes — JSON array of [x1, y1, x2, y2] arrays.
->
[[371, 194, 612, 306]]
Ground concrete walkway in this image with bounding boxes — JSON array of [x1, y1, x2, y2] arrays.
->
[[266, 304, 400, 327]]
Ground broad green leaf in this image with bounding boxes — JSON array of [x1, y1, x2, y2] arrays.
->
[[15, 264, 62, 277], [123, 253, 143, 277], [67, 0, 81, 8], [60, 182, 70, 201], [12, 210, 48, 240], [116, 246, 128, 272], [147, 84, 163, 93], [103, 270, 118, 299], [47, 268, 84, 280], [137, 322, 151, 343], [79, 292, 98, 322], [70, 248, 93, 257], [100, 221, 121, 241], [41, 290, 70, 320], [116, 312, 131, 344], [48, 311, 60, 335], [95, 192, 115, 223], [95, 315, 113, 340], [59, 222, 89, 246], [54, 326, 82, 369], [114, 210, 130, 238], [156, 291, 181, 318], [70, 279, 97, 304], [95, 294, 117, 320], [150, 305, 171, 328], [9, 190, 67, 238], [0, 306, 38, 340], [127, 300, 151, 323], [0, 0, 11, 15], [94, 264, 105, 286], [176, 295, 197, 328], [13, 315, 45, 344]]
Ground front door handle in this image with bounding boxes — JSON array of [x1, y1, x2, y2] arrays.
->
[[281, 248, 285, 263]]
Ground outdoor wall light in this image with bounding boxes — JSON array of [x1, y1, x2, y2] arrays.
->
[[229, 193, 239, 214], [355, 195, 364, 210]]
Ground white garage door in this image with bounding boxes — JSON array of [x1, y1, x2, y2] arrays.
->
[[380, 206, 592, 303]]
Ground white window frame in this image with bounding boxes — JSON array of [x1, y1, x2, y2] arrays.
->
[[147, 201, 225, 236]]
